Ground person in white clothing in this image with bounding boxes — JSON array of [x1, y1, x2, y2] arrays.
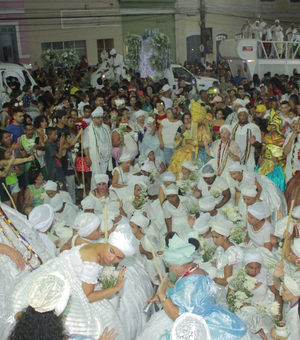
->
[[283, 125, 300, 183], [110, 48, 127, 80], [161, 84, 173, 110], [241, 19, 252, 39], [231, 107, 262, 171], [286, 23, 298, 58], [252, 21, 264, 58], [83, 106, 112, 189], [43, 180, 73, 205], [270, 20, 284, 58]]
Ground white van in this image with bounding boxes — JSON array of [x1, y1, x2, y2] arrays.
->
[[0, 62, 37, 109]]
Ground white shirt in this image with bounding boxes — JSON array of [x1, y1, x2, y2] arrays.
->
[[161, 119, 182, 148], [247, 220, 274, 248], [161, 96, 173, 110], [286, 27, 298, 41]]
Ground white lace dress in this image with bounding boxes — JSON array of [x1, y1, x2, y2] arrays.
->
[[12, 245, 127, 340]]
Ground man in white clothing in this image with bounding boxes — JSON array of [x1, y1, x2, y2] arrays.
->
[[270, 20, 284, 58], [110, 48, 127, 80], [161, 84, 173, 110], [83, 106, 112, 189], [252, 21, 263, 58], [231, 107, 261, 171], [241, 19, 252, 39], [286, 23, 298, 58]]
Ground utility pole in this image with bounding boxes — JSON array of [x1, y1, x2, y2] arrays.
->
[[199, 0, 206, 64]]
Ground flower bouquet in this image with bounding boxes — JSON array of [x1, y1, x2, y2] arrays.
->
[[149, 169, 159, 182], [210, 186, 223, 199], [251, 301, 280, 318], [188, 203, 199, 217], [118, 123, 127, 147], [176, 180, 190, 195], [187, 166, 199, 182], [198, 238, 217, 262], [41, 49, 60, 67], [72, 142, 80, 155], [59, 48, 80, 66], [229, 226, 246, 245], [131, 188, 148, 211], [98, 266, 119, 289], [147, 108, 158, 119], [221, 204, 243, 225], [177, 95, 186, 105]]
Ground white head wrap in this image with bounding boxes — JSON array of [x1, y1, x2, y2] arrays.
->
[[4, 70, 25, 90], [115, 99, 125, 108], [92, 106, 104, 117], [220, 124, 232, 135], [170, 313, 211, 340], [233, 99, 248, 111], [73, 213, 101, 237], [182, 161, 195, 171], [199, 196, 216, 212], [50, 194, 64, 212], [241, 185, 257, 198], [27, 271, 71, 316], [291, 238, 300, 259], [243, 249, 264, 266], [248, 202, 266, 220], [284, 272, 300, 297], [166, 184, 179, 196], [162, 171, 176, 182], [200, 164, 215, 178], [292, 206, 300, 219], [107, 202, 120, 219], [94, 174, 109, 184], [98, 214, 113, 231], [29, 204, 54, 233], [130, 214, 150, 230], [110, 48, 116, 55], [146, 148, 155, 157], [119, 153, 132, 162], [44, 180, 58, 192], [275, 19, 280, 23], [211, 220, 233, 237], [229, 162, 243, 172], [140, 234, 160, 253], [141, 161, 156, 173], [108, 223, 138, 257], [274, 216, 293, 238], [193, 213, 211, 234], [135, 110, 146, 119], [81, 196, 96, 210], [238, 107, 248, 115], [135, 181, 148, 191]]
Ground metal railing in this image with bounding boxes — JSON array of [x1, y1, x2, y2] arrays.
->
[[257, 40, 300, 59]]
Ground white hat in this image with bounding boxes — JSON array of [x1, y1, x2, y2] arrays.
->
[[94, 174, 109, 184], [108, 223, 138, 257], [119, 153, 132, 162], [220, 124, 232, 135], [135, 110, 146, 119], [73, 213, 101, 238], [275, 20, 280, 23], [135, 181, 148, 191], [292, 206, 300, 219], [248, 202, 266, 220], [229, 162, 243, 172], [238, 107, 248, 115], [211, 220, 233, 237], [115, 99, 125, 108], [92, 106, 104, 118], [166, 184, 179, 196], [162, 171, 176, 182], [44, 180, 58, 192], [110, 48, 116, 55], [182, 161, 195, 171], [193, 213, 211, 234], [162, 84, 171, 92], [243, 249, 264, 266], [233, 98, 247, 110], [98, 214, 114, 231], [140, 234, 160, 253], [29, 204, 54, 233], [200, 164, 215, 178], [130, 214, 150, 230], [141, 161, 156, 173], [199, 196, 216, 212], [81, 196, 96, 211], [28, 272, 71, 316], [284, 272, 300, 297], [50, 193, 64, 212], [241, 185, 257, 198], [274, 216, 293, 238], [291, 238, 300, 259]]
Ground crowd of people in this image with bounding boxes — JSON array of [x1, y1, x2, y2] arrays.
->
[[1, 54, 300, 340]]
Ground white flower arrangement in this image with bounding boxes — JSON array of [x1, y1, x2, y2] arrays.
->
[[98, 266, 119, 289], [149, 169, 159, 182], [229, 226, 246, 245], [187, 167, 198, 182], [118, 124, 127, 147], [210, 186, 223, 199], [72, 142, 80, 154], [41, 49, 60, 67], [14, 101, 23, 107], [188, 203, 199, 216], [59, 48, 80, 65], [176, 179, 190, 195], [147, 107, 158, 119], [198, 238, 217, 262], [221, 204, 243, 225], [177, 95, 186, 105], [251, 301, 280, 318], [131, 188, 148, 210]]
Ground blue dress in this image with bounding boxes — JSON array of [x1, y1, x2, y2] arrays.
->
[[254, 164, 286, 192], [138, 274, 248, 340]]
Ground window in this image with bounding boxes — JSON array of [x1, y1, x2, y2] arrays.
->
[[41, 40, 87, 58], [216, 34, 228, 42], [97, 39, 114, 62], [172, 67, 193, 83]]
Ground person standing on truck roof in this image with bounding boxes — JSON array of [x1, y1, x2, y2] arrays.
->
[[241, 19, 252, 39], [252, 21, 263, 58]]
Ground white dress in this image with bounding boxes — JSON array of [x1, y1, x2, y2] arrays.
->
[[111, 166, 134, 201], [12, 245, 127, 340], [197, 176, 231, 207], [286, 303, 300, 340], [88, 190, 118, 214], [283, 132, 300, 183], [247, 220, 274, 248], [114, 128, 138, 160]]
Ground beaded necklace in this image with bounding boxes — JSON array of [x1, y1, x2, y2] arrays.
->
[[92, 124, 111, 162], [0, 208, 43, 271], [217, 140, 230, 175], [291, 140, 297, 176], [232, 123, 251, 165]]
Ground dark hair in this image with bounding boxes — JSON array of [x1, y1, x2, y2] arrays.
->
[[0, 147, 8, 160], [0, 130, 10, 142], [8, 306, 66, 340], [252, 117, 268, 133], [28, 170, 41, 185], [23, 114, 33, 123], [135, 101, 143, 110], [12, 108, 23, 116], [83, 104, 92, 111], [165, 231, 178, 247], [23, 84, 31, 93], [281, 100, 290, 106], [188, 237, 200, 251], [34, 116, 47, 129], [46, 127, 57, 136], [181, 112, 191, 123], [33, 85, 40, 92]]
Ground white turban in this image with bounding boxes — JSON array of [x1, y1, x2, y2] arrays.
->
[[241, 185, 257, 198], [292, 206, 300, 219], [140, 234, 160, 253], [92, 106, 103, 117], [211, 220, 233, 237], [229, 162, 243, 172], [220, 124, 232, 135], [238, 107, 248, 115], [115, 99, 125, 108], [274, 216, 293, 238], [130, 214, 149, 230], [108, 223, 138, 257], [200, 164, 215, 178], [28, 271, 71, 316], [243, 249, 264, 266], [50, 194, 64, 212], [275, 20, 280, 23], [284, 272, 300, 297], [248, 202, 266, 220], [135, 110, 146, 119], [29, 204, 54, 233], [166, 184, 179, 196], [291, 238, 300, 259], [233, 98, 247, 110], [94, 174, 109, 184], [44, 180, 58, 192], [98, 214, 114, 231], [193, 213, 211, 234], [135, 181, 148, 191], [182, 161, 195, 171], [110, 48, 116, 55], [199, 196, 216, 212], [141, 161, 156, 173], [162, 171, 176, 182], [119, 153, 132, 162], [107, 202, 120, 219], [81, 196, 96, 210], [73, 213, 101, 237]]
